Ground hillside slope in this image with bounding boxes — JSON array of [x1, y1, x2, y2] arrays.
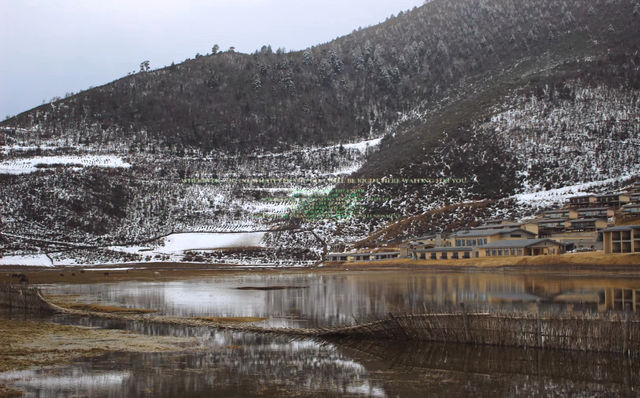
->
[[2, 0, 638, 153], [1, 0, 640, 262]]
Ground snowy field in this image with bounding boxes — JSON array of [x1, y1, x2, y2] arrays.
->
[[0, 155, 131, 175], [0, 233, 268, 267], [0, 254, 53, 267], [512, 174, 636, 209], [158, 232, 266, 253], [106, 232, 268, 257], [323, 137, 383, 154]]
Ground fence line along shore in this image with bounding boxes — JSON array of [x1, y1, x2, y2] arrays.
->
[[1, 283, 638, 357]]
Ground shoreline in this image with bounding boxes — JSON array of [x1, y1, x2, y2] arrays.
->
[[325, 251, 640, 269], [0, 252, 639, 284]]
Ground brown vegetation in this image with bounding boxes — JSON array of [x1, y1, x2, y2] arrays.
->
[[194, 316, 268, 324], [0, 266, 276, 285], [55, 303, 156, 314], [326, 252, 640, 269], [0, 319, 195, 373], [323, 311, 640, 356], [0, 384, 23, 398]]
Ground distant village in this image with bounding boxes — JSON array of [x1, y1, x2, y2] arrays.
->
[[328, 181, 640, 262]]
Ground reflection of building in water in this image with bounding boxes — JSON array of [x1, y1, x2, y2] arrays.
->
[[415, 274, 530, 307], [375, 273, 640, 313], [601, 288, 640, 312], [525, 278, 640, 313]]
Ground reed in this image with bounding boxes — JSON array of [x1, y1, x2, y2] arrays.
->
[[322, 308, 640, 357], [2, 284, 637, 356], [0, 283, 59, 312]]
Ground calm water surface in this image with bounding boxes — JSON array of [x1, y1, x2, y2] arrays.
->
[[41, 269, 640, 327], [2, 269, 639, 397]]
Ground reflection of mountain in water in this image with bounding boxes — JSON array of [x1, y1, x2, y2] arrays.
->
[[41, 271, 640, 331]]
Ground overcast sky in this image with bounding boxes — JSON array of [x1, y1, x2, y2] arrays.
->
[[0, 0, 424, 119]]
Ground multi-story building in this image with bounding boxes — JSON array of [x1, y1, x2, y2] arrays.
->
[[602, 225, 640, 254]]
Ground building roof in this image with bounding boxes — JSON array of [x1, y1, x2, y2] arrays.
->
[[569, 195, 594, 200], [575, 207, 610, 212], [327, 251, 399, 259], [420, 247, 472, 253], [452, 228, 532, 238], [544, 209, 571, 213], [533, 218, 568, 224], [479, 239, 561, 249], [568, 218, 604, 223], [622, 203, 640, 208], [602, 225, 640, 232], [471, 223, 523, 230], [594, 192, 625, 198]]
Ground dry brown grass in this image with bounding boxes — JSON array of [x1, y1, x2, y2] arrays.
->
[[0, 384, 23, 398], [193, 316, 268, 324], [616, 218, 640, 226], [0, 319, 194, 373], [62, 303, 157, 314], [325, 251, 640, 269], [0, 266, 278, 285], [44, 297, 157, 314]]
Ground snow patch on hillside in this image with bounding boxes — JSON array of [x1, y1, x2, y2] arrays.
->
[[324, 137, 383, 154], [161, 232, 266, 252], [0, 145, 59, 154], [0, 155, 131, 175], [106, 232, 267, 258], [511, 174, 635, 208], [0, 254, 53, 267]]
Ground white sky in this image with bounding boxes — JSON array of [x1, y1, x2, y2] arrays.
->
[[0, 0, 424, 119]]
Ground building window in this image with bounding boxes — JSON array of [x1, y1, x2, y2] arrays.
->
[[510, 234, 521, 238], [510, 248, 516, 256], [486, 250, 491, 256], [498, 249, 503, 256], [492, 249, 497, 256], [517, 248, 523, 256]]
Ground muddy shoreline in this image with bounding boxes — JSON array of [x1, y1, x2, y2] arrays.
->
[[0, 318, 199, 373], [2, 253, 640, 285]]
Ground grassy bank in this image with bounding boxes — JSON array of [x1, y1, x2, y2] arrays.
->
[[0, 319, 197, 373], [0, 266, 275, 285], [1, 252, 639, 286], [324, 252, 640, 269], [45, 295, 157, 314]]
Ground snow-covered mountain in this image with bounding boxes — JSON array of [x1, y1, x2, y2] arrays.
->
[[1, 0, 639, 264]]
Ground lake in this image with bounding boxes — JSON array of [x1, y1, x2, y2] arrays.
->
[[2, 269, 639, 397]]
